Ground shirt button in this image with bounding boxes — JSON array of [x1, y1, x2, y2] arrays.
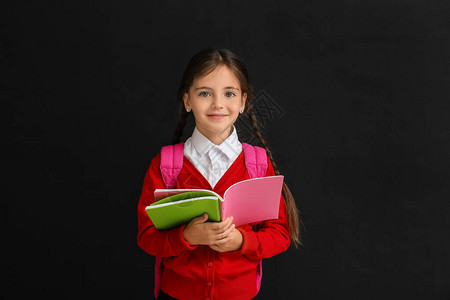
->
[[207, 282, 212, 286], [207, 262, 213, 267]]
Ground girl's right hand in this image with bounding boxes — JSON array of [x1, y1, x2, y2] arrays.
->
[[182, 214, 235, 246]]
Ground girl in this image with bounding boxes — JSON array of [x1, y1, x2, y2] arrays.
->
[[137, 48, 301, 300]]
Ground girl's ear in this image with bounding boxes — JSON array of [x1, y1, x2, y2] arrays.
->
[[241, 92, 247, 112], [183, 92, 190, 112]]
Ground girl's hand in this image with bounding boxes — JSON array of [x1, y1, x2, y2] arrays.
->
[[183, 214, 235, 246], [209, 228, 243, 252]]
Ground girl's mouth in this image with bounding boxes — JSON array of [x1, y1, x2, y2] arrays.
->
[[208, 114, 227, 119]]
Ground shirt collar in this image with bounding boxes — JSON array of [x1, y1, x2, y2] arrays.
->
[[191, 126, 242, 159]]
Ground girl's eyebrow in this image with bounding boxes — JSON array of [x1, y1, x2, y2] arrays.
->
[[224, 86, 240, 91], [194, 86, 213, 91], [194, 86, 240, 91]]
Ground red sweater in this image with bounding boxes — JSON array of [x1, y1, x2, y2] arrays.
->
[[137, 151, 290, 300]]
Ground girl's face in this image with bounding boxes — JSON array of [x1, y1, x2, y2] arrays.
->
[[183, 65, 246, 145]]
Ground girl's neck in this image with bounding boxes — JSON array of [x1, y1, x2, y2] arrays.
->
[[197, 126, 233, 145]]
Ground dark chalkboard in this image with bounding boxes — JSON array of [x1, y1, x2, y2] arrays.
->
[[3, 1, 450, 299]]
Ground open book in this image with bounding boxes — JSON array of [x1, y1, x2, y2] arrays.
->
[[145, 175, 284, 230]]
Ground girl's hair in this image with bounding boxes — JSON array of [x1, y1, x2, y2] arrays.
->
[[172, 48, 302, 247]]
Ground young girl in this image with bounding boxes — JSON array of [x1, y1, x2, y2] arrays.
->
[[137, 48, 300, 300]]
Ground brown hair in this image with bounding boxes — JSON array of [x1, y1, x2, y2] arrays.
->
[[172, 48, 302, 247]]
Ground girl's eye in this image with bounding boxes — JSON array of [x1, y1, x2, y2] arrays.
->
[[225, 91, 236, 98], [199, 91, 211, 97]]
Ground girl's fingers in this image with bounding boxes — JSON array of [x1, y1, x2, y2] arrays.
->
[[214, 233, 233, 245], [192, 213, 209, 224], [200, 217, 235, 245], [213, 216, 233, 231], [204, 216, 232, 232], [224, 223, 235, 236], [213, 224, 237, 245], [216, 224, 235, 240]]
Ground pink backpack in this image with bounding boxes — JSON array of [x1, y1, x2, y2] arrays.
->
[[155, 142, 268, 299]]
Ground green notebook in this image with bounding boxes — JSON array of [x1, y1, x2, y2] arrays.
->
[[145, 191, 221, 230]]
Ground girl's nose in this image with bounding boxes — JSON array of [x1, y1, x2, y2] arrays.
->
[[211, 95, 224, 109]]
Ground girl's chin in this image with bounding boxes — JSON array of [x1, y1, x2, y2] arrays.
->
[[197, 124, 234, 136]]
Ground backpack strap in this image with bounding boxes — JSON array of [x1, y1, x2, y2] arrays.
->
[[160, 142, 185, 189], [154, 258, 163, 299], [242, 142, 268, 178]]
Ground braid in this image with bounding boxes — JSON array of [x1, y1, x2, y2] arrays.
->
[[247, 110, 281, 174], [246, 107, 302, 247], [172, 104, 189, 144]]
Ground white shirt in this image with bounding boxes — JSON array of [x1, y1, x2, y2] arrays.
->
[[184, 126, 242, 188]]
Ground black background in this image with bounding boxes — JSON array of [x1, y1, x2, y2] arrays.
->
[[3, 1, 450, 299]]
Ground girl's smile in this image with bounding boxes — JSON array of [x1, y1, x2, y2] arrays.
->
[[207, 113, 228, 120]]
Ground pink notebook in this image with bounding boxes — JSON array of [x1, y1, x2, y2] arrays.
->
[[153, 175, 284, 227]]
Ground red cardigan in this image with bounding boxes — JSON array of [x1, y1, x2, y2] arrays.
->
[[137, 151, 290, 300]]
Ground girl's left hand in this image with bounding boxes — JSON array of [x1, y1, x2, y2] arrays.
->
[[209, 228, 243, 252]]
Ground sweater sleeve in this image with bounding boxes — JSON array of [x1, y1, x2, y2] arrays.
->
[[137, 153, 198, 257], [235, 155, 291, 260]]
